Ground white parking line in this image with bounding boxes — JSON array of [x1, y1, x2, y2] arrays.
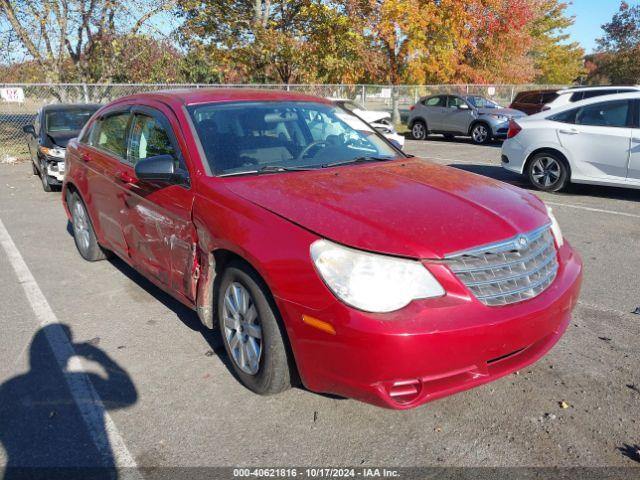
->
[[545, 201, 640, 219], [0, 217, 138, 470]]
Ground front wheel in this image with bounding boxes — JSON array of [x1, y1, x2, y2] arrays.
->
[[527, 153, 569, 192], [470, 123, 491, 145], [217, 261, 292, 395], [410, 121, 427, 140]]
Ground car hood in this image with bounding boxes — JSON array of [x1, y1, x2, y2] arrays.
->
[[477, 107, 526, 118], [222, 159, 549, 259], [47, 131, 80, 148], [355, 109, 391, 123]]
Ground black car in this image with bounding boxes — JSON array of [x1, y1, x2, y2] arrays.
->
[[22, 104, 100, 191]]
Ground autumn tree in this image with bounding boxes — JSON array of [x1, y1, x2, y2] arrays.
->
[[593, 1, 640, 84], [0, 0, 176, 83], [530, 0, 584, 84]]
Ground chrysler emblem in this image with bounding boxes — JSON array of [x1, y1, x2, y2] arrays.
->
[[516, 235, 528, 250]]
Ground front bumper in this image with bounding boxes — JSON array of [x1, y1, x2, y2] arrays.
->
[[491, 120, 510, 138], [279, 243, 582, 409]]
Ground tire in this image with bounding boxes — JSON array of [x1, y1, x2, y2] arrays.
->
[[526, 152, 569, 192], [39, 158, 52, 192], [470, 123, 491, 145], [217, 261, 292, 395], [410, 120, 428, 140], [69, 192, 108, 261]]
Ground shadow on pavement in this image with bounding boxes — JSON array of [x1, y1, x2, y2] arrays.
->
[[0, 324, 137, 479], [451, 164, 640, 202]]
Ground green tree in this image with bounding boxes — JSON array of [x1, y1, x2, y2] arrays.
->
[[530, 0, 584, 84], [594, 1, 640, 84]]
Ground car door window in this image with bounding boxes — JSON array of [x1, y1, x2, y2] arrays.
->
[[424, 96, 445, 107], [574, 101, 630, 128], [549, 109, 578, 124], [89, 112, 131, 158], [128, 113, 177, 166], [582, 89, 616, 100], [447, 96, 466, 108]]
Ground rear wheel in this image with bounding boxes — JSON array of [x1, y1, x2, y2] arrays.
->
[[470, 123, 491, 145], [410, 120, 427, 140], [527, 152, 569, 192], [217, 261, 292, 395], [69, 192, 108, 261]]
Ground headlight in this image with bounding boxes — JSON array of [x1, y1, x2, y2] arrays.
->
[[488, 114, 508, 122], [546, 206, 564, 247], [39, 146, 65, 158], [310, 239, 445, 313]]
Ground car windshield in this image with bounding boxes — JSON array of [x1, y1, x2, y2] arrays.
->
[[465, 96, 500, 109], [45, 109, 97, 133], [188, 101, 401, 176]]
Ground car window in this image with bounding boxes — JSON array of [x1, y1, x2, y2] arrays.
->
[[188, 101, 400, 176], [574, 100, 630, 127], [465, 96, 499, 108], [45, 109, 96, 133], [424, 96, 445, 107], [548, 108, 578, 124], [540, 92, 558, 104], [582, 89, 617, 100], [569, 92, 584, 102], [128, 113, 177, 166], [89, 112, 131, 158], [447, 96, 467, 108], [514, 92, 535, 104]]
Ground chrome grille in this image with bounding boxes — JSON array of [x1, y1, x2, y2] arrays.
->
[[444, 225, 558, 306]]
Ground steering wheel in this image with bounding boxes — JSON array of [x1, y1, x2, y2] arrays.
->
[[296, 141, 328, 160]]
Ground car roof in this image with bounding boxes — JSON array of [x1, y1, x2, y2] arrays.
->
[[527, 91, 640, 119], [112, 88, 334, 107], [40, 103, 102, 112], [557, 85, 640, 95]]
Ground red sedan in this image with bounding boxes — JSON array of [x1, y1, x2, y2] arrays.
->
[[62, 89, 582, 409]]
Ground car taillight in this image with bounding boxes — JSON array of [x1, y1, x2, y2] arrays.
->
[[507, 119, 522, 139]]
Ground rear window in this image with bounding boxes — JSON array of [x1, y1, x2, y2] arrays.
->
[[540, 92, 558, 103], [514, 92, 537, 104], [89, 112, 131, 158]]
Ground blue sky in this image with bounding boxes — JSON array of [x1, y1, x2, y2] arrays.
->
[[565, 0, 630, 53]]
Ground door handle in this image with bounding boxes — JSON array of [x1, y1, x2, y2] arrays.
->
[[115, 170, 137, 184], [559, 129, 579, 135]]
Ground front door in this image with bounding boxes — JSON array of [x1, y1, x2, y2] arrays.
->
[[441, 96, 474, 133], [556, 99, 632, 181], [121, 104, 197, 301]]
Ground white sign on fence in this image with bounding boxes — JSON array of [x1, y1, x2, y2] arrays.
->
[[0, 87, 25, 103]]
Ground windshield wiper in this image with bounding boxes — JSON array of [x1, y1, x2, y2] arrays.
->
[[218, 165, 316, 177], [321, 156, 394, 168]]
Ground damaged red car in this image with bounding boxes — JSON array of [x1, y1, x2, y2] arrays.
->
[[62, 89, 582, 409]]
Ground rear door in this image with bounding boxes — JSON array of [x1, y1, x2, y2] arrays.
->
[[78, 108, 133, 258], [553, 99, 632, 181], [419, 95, 447, 130], [122, 104, 197, 301]]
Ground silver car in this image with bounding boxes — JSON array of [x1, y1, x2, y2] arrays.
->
[[407, 95, 526, 144]]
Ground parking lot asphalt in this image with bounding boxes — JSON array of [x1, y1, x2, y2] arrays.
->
[[0, 138, 638, 470]]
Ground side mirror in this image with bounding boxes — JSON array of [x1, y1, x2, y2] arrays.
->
[[22, 124, 35, 135], [458, 104, 470, 110], [134, 154, 183, 184]]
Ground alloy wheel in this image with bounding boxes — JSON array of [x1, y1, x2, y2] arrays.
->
[[472, 125, 488, 144], [72, 200, 91, 255], [531, 156, 561, 188], [222, 282, 263, 375], [411, 122, 426, 140]]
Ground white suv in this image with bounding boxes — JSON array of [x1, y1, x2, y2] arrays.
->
[[542, 86, 640, 111]]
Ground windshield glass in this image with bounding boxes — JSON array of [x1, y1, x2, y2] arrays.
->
[[188, 101, 401, 176], [45, 109, 97, 133], [465, 96, 500, 109]]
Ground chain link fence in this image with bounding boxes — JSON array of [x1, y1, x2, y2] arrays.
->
[[0, 83, 567, 161]]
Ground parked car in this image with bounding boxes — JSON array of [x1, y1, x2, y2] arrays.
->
[[63, 89, 582, 409], [541, 86, 640, 111], [22, 103, 101, 191], [502, 92, 640, 192], [329, 98, 405, 148], [509, 89, 559, 115], [407, 94, 526, 144]]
